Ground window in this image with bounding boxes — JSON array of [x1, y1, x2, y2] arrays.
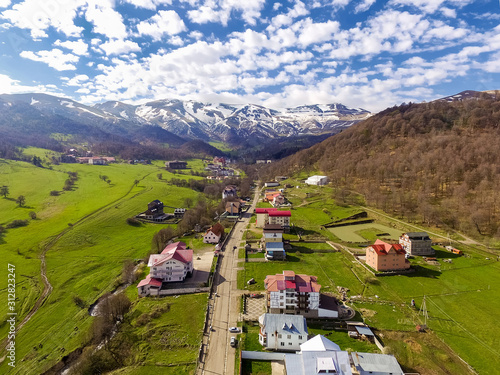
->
[[280, 342, 284, 346], [278, 334, 282, 338], [287, 335, 291, 339], [299, 335, 302, 340], [288, 342, 292, 345]]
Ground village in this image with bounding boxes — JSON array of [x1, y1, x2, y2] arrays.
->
[[132, 166, 464, 375]]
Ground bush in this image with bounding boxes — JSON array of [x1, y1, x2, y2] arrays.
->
[[126, 217, 141, 226], [29, 211, 37, 220], [135, 313, 151, 326], [50, 190, 60, 196], [364, 276, 380, 285], [6, 219, 29, 229], [73, 295, 87, 309]]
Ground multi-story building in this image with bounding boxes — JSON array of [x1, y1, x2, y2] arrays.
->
[[264, 271, 321, 318], [147, 242, 193, 282], [366, 240, 411, 272], [138, 242, 193, 296], [255, 207, 278, 227], [399, 232, 434, 256], [262, 224, 285, 260], [268, 210, 291, 232], [258, 313, 308, 351]]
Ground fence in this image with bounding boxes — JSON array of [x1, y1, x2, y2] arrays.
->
[[241, 351, 286, 361]]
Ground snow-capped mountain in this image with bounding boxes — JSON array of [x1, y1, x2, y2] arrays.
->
[[95, 99, 372, 142], [0, 93, 371, 144]]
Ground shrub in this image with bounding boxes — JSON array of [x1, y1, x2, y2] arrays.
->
[[29, 211, 37, 220], [50, 190, 60, 196], [126, 217, 141, 226], [6, 219, 29, 229], [364, 276, 380, 285], [73, 295, 87, 309], [135, 313, 151, 326]]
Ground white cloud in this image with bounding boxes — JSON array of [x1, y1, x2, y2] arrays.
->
[[168, 35, 185, 46], [123, 0, 172, 10], [293, 18, 340, 48], [99, 39, 141, 55], [1, 0, 85, 39], [440, 7, 456, 18], [20, 48, 79, 70], [188, 0, 266, 26], [65, 74, 90, 86], [84, 0, 128, 39], [269, 0, 308, 29], [0, 73, 47, 94], [389, 0, 474, 14], [137, 10, 186, 41], [54, 39, 89, 55], [0, 0, 11, 8], [355, 0, 376, 13]]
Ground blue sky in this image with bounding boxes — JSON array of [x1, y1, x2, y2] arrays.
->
[[0, 0, 499, 112]]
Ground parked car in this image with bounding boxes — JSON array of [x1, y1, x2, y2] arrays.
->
[[249, 293, 262, 298], [229, 327, 240, 333], [230, 337, 237, 347]]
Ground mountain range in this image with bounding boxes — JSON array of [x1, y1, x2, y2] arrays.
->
[[0, 93, 371, 147]]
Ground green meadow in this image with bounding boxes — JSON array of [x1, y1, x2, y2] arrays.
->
[[243, 182, 500, 374], [0, 158, 206, 374]]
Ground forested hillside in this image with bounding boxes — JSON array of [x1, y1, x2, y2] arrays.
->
[[263, 94, 500, 238]]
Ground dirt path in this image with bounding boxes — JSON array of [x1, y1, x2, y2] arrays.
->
[[0, 172, 154, 353]]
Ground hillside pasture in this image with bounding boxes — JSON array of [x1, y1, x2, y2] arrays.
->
[[0, 159, 207, 374]]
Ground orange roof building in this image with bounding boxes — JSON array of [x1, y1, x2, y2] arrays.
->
[[366, 239, 411, 272]]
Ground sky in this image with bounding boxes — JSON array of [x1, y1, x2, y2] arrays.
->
[[0, 0, 499, 112]]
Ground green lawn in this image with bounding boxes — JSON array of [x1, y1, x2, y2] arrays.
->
[[328, 223, 403, 242], [0, 159, 206, 374]]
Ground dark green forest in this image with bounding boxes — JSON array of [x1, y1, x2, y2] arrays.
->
[[263, 94, 500, 238]]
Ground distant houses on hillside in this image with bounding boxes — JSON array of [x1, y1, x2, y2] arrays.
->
[[135, 199, 186, 222]]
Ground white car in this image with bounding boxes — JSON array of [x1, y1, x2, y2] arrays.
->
[[230, 337, 237, 347], [229, 327, 240, 333]]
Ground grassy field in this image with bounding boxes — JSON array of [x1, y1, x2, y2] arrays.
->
[[0, 158, 207, 374], [328, 223, 403, 242], [242, 182, 500, 374]]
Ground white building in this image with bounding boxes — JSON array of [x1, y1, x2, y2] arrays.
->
[[147, 242, 193, 282], [284, 335, 352, 375], [305, 175, 329, 186], [203, 223, 224, 244], [258, 313, 308, 351]]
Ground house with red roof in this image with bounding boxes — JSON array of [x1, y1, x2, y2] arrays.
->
[[137, 275, 163, 297], [203, 222, 225, 244], [255, 207, 278, 227], [138, 241, 194, 296], [268, 210, 291, 232], [264, 271, 322, 318], [366, 239, 411, 272]]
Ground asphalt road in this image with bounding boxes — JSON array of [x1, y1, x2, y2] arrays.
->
[[200, 187, 260, 375]]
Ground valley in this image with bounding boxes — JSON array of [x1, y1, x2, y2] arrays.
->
[[0, 153, 499, 374]]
